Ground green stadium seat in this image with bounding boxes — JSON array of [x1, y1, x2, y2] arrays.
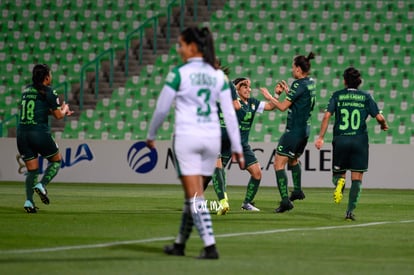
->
[[1, 0, 411, 143], [61, 130, 75, 139]]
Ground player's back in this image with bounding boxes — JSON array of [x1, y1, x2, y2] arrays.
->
[[173, 58, 226, 138], [330, 88, 376, 136], [18, 85, 54, 131]]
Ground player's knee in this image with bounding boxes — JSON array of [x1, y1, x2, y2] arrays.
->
[[48, 152, 62, 162], [249, 164, 262, 180]]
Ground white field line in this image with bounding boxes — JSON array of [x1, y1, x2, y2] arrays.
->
[[1, 220, 413, 255]]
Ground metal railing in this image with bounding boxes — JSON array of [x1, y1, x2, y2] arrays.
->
[[79, 48, 114, 110], [54, 81, 69, 103], [125, 16, 159, 77], [125, 0, 195, 76], [123, 0, 214, 76], [166, 0, 185, 44]]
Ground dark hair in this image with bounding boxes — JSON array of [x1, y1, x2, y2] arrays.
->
[[180, 26, 216, 68], [343, 67, 362, 88], [233, 77, 248, 86], [293, 52, 315, 73], [32, 64, 50, 92]]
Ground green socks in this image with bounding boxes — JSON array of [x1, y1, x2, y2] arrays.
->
[[244, 177, 261, 203], [212, 167, 226, 201], [40, 161, 61, 187], [25, 170, 39, 202], [332, 175, 342, 187], [347, 180, 362, 212], [275, 169, 289, 200], [289, 163, 302, 192]]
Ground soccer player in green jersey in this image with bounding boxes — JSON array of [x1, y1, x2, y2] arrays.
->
[[17, 64, 74, 213], [212, 77, 276, 213], [315, 67, 388, 221], [260, 52, 316, 213]]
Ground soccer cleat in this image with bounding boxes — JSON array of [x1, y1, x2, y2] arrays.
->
[[216, 198, 230, 216], [275, 199, 294, 213], [334, 178, 346, 204], [33, 183, 50, 205], [345, 211, 356, 221], [196, 245, 219, 259], [241, 202, 260, 211], [164, 243, 185, 256], [289, 190, 306, 201], [24, 200, 38, 213]]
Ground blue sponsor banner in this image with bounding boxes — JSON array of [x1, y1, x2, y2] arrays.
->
[[127, 141, 158, 173]]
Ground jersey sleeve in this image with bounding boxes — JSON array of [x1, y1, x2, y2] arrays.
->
[[46, 88, 60, 110], [249, 97, 264, 114], [326, 93, 337, 114], [147, 85, 176, 140], [256, 101, 266, 114], [164, 67, 181, 91], [286, 80, 304, 102], [366, 94, 381, 117]]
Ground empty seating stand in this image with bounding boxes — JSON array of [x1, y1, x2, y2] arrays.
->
[[1, 0, 412, 144]]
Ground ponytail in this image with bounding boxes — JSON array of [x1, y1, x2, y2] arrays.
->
[[306, 52, 315, 61], [294, 52, 315, 73], [180, 26, 217, 68]]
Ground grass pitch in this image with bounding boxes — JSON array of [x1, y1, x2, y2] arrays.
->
[[0, 182, 413, 275]]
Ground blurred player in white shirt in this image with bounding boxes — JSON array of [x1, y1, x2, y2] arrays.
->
[[146, 25, 244, 259]]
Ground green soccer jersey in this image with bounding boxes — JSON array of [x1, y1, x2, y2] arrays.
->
[[235, 97, 261, 145], [218, 97, 261, 145], [218, 81, 262, 145], [18, 85, 61, 132], [327, 88, 380, 136], [285, 77, 316, 136]]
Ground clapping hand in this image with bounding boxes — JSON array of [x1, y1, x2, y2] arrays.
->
[[275, 80, 289, 95]]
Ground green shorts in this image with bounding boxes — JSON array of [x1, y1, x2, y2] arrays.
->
[[276, 131, 309, 159], [17, 130, 59, 161], [220, 139, 257, 169], [332, 135, 369, 173]]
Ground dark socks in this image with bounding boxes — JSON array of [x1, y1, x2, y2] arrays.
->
[[347, 180, 362, 212], [25, 170, 39, 202], [244, 177, 261, 203], [289, 163, 302, 192], [40, 161, 61, 187], [175, 201, 193, 245], [275, 169, 289, 200], [212, 167, 226, 201]]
